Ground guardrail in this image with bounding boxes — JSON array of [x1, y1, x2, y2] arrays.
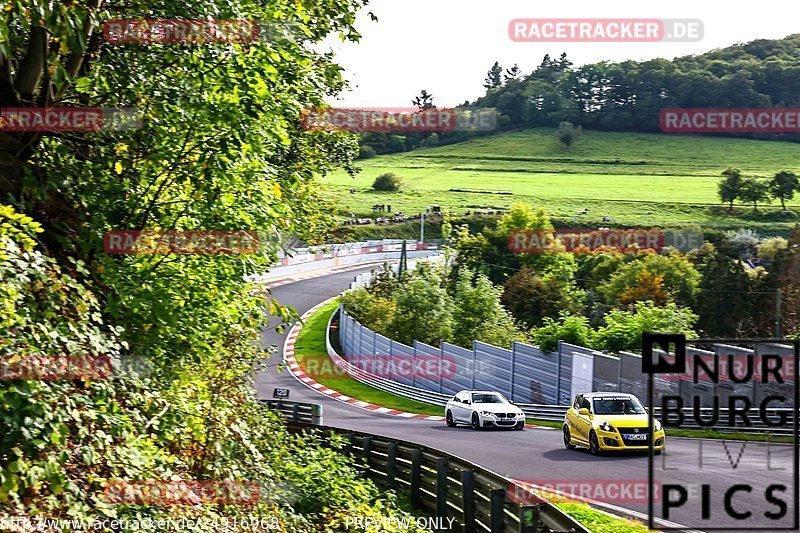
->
[[267, 400, 588, 532], [326, 309, 795, 434], [260, 399, 323, 425]]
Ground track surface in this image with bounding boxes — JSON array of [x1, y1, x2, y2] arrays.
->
[[254, 267, 797, 531]]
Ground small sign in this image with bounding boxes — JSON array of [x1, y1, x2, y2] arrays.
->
[[273, 388, 290, 399]]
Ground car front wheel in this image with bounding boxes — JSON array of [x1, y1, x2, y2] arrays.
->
[[563, 426, 576, 449], [446, 411, 456, 427], [589, 431, 602, 455], [471, 413, 482, 430]]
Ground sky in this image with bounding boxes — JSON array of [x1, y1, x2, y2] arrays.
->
[[324, 0, 799, 108]]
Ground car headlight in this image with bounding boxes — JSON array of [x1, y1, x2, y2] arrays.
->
[[480, 411, 494, 417], [599, 421, 615, 432]]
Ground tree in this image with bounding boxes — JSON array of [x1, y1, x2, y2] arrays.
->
[[504, 64, 521, 82], [496, 203, 554, 235], [718, 167, 743, 209], [484, 61, 504, 89], [412, 89, 435, 109], [531, 314, 593, 352], [739, 178, 771, 211], [501, 267, 581, 327], [769, 170, 799, 210], [372, 173, 403, 191], [556, 121, 581, 149], [593, 302, 698, 352], [387, 275, 454, 346], [452, 269, 524, 347], [600, 252, 701, 308]]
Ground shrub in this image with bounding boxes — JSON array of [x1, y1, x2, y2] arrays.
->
[[532, 314, 594, 352], [372, 172, 403, 191], [358, 145, 377, 159], [593, 301, 697, 352]]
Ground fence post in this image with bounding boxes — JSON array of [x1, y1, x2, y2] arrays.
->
[[471, 341, 478, 390], [436, 458, 449, 518], [556, 340, 563, 405], [386, 442, 397, 489], [410, 449, 422, 508], [362, 436, 373, 467], [292, 403, 300, 422], [519, 504, 540, 533], [490, 488, 506, 532], [372, 330, 378, 368], [461, 470, 475, 533], [439, 341, 445, 393], [412, 343, 417, 388], [510, 342, 517, 402], [312, 404, 323, 425]]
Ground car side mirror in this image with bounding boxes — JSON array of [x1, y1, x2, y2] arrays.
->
[[465, 399, 471, 405], [578, 408, 590, 416]]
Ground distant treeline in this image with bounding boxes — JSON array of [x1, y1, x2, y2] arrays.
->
[[359, 34, 800, 156]]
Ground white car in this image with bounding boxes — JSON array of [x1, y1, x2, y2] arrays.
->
[[445, 390, 525, 430]]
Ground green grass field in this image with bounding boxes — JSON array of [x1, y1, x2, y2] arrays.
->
[[321, 129, 800, 232]]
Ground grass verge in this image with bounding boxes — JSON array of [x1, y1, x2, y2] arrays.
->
[[554, 503, 649, 533], [292, 299, 444, 417]]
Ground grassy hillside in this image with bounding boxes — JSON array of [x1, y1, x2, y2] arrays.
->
[[321, 129, 800, 232]]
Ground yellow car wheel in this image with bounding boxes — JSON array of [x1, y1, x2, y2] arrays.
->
[[589, 431, 602, 455], [563, 426, 576, 450]]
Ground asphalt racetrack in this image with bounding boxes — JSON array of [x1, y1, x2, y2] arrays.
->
[[254, 266, 797, 532]]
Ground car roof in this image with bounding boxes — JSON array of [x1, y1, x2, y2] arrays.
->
[[458, 390, 504, 395], [579, 392, 637, 399]]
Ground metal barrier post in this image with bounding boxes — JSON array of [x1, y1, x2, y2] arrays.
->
[[490, 488, 505, 533], [292, 403, 299, 422], [362, 436, 373, 466], [461, 470, 475, 533], [519, 504, 540, 533], [410, 449, 422, 508], [312, 404, 323, 425], [387, 442, 397, 488], [436, 458, 449, 518]]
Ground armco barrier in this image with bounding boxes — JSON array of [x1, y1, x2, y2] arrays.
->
[[265, 400, 588, 533], [260, 399, 323, 425]]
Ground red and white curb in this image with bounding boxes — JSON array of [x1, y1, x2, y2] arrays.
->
[[283, 300, 445, 421], [282, 300, 548, 428], [257, 261, 398, 290]]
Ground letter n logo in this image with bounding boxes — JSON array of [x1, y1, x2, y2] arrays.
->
[[642, 332, 686, 374]]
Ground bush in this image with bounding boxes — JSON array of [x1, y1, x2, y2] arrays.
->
[[372, 172, 403, 191], [453, 269, 525, 347], [593, 301, 698, 352], [387, 273, 453, 346], [532, 314, 594, 352], [358, 145, 377, 159]]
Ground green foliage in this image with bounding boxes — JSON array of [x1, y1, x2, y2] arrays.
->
[[593, 302, 698, 352], [372, 172, 404, 191], [719, 167, 744, 209], [770, 171, 800, 210], [758, 236, 789, 260], [452, 269, 525, 347], [739, 178, 771, 210], [599, 252, 701, 308], [556, 121, 581, 148], [388, 273, 454, 346], [532, 315, 594, 352], [496, 203, 553, 235], [501, 267, 581, 328], [341, 288, 396, 333]]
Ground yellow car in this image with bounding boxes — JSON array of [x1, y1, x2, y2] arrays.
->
[[563, 393, 665, 455]]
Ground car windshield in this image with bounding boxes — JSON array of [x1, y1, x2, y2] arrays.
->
[[472, 393, 506, 404], [593, 397, 646, 415]]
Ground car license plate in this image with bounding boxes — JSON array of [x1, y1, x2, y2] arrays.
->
[[625, 434, 647, 440]]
